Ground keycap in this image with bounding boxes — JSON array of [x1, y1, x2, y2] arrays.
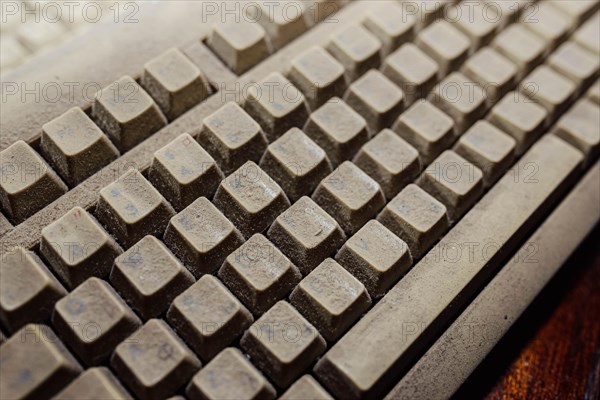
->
[[244, 72, 309, 141], [288, 46, 347, 109], [548, 42, 600, 90], [326, 24, 381, 81], [246, 0, 308, 49], [453, 120, 517, 187], [92, 76, 167, 152], [573, 12, 599, 54], [268, 196, 346, 275], [353, 129, 421, 200], [392, 100, 455, 165], [553, 99, 600, 165], [522, 2, 571, 52], [260, 127, 332, 202], [111, 319, 201, 400], [588, 79, 600, 104], [167, 275, 253, 360], [344, 70, 405, 133], [142, 48, 211, 120], [0, 247, 66, 332], [547, 0, 598, 25], [53, 367, 133, 400], [0, 324, 82, 399], [186, 347, 276, 400], [111, 235, 195, 320], [377, 184, 448, 259], [410, 0, 452, 29], [492, 24, 546, 80], [363, 2, 415, 55], [241, 301, 326, 388], [303, 0, 345, 25], [149, 133, 224, 210], [164, 197, 244, 277], [219, 234, 302, 315], [416, 20, 470, 78], [452, 0, 501, 52], [313, 161, 385, 235], [0, 140, 67, 224], [280, 375, 334, 400], [381, 44, 439, 107], [40, 206, 122, 288]]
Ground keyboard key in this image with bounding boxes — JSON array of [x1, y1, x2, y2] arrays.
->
[[492, 24, 546, 80], [246, 1, 308, 49], [522, 2, 571, 52], [417, 20, 470, 78], [548, 42, 600, 90], [219, 234, 302, 315], [452, 1, 500, 52], [553, 99, 600, 165], [111, 319, 201, 400], [587, 79, 600, 104], [461, 47, 517, 106], [241, 301, 326, 388], [280, 375, 334, 400], [303, 0, 345, 25], [326, 24, 381, 81], [414, 0, 453, 29], [547, 0, 598, 25], [167, 275, 253, 360], [53, 367, 133, 400], [363, 2, 415, 55], [573, 12, 599, 54]]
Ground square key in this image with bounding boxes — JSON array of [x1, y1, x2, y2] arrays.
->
[[547, 0, 598, 25], [290, 258, 371, 341], [574, 12, 599, 55], [416, 20, 470, 78], [219, 234, 302, 315], [363, 2, 415, 55], [167, 275, 253, 360], [492, 24, 546, 80], [53, 277, 141, 366], [452, 1, 500, 52], [522, 3, 571, 52], [553, 99, 600, 165], [482, 0, 529, 27], [54, 367, 133, 400], [111, 319, 201, 400], [111, 235, 195, 320], [549, 42, 599, 90], [377, 184, 449, 259], [40, 206, 122, 288], [240, 301, 326, 388], [41, 107, 119, 186], [164, 197, 244, 277], [280, 375, 334, 400], [312, 161, 385, 235], [326, 24, 382, 81], [246, 1, 308, 49], [96, 169, 175, 249]]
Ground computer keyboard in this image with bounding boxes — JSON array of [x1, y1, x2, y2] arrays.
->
[[0, 1, 599, 399]]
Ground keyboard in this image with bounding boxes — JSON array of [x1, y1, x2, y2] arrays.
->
[[1, 1, 598, 399]]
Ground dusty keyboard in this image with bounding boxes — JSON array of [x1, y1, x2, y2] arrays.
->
[[1, 1, 599, 399]]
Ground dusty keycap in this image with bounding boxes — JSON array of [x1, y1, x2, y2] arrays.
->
[[40, 206, 122, 288], [548, 42, 600, 90], [377, 184, 449, 258], [246, 0, 308, 49], [96, 169, 175, 248], [326, 24, 382, 81], [52, 277, 141, 366], [280, 375, 334, 400], [186, 347, 276, 400], [0, 247, 66, 332], [587, 79, 600, 104], [417, 20, 470, 78], [573, 12, 599, 55], [392, 100, 455, 165], [92, 76, 167, 152], [163, 197, 244, 277], [413, 0, 453, 29], [363, 2, 415, 55], [111, 235, 195, 320], [241, 301, 326, 387], [453, 120, 517, 187], [290, 258, 371, 341], [219, 234, 301, 315], [452, 0, 500, 52], [0, 324, 82, 399], [313, 161, 385, 235], [53, 367, 133, 400], [481, 0, 530, 27], [111, 319, 201, 400], [0, 140, 67, 224], [492, 24, 546, 80], [167, 275, 253, 360], [547, 0, 598, 25], [267, 196, 346, 275], [553, 99, 600, 164], [353, 129, 421, 200], [41, 107, 119, 186], [260, 127, 332, 202], [522, 2, 571, 52], [344, 70, 405, 133]]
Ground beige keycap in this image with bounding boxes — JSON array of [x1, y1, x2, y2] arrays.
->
[[492, 24, 546, 80], [303, 0, 345, 25], [111, 319, 201, 400], [164, 197, 244, 277], [268, 196, 346, 275], [417, 20, 470, 78], [344, 70, 405, 133], [553, 99, 600, 164], [0, 247, 66, 332], [246, 1, 308, 49], [547, 0, 598, 25], [288, 46, 347, 109], [588, 79, 600, 104], [381, 44, 439, 106], [214, 161, 290, 238], [573, 12, 599, 54], [522, 2, 571, 52], [363, 2, 415, 55], [481, 0, 529, 27], [260, 127, 332, 201], [548, 41, 600, 90], [0, 140, 67, 224], [167, 275, 253, 360], [198, 102, 268, 175], [96, 169, 175, 248], [326, 24, 382, 81], [452, 0, 501, 52], [241, 301, 326, 387], [40, 206, 122, 288], [219, 234, 302, 315], [280, 375, 334, 400], [245, 72, 309, 141], [453, 120, 517, 187], [92, 76, 167, 152], [41, 107, 119, 186], [53, 367, 133, 400], [0, 324, 82, 399], [353, 129, 421, 200], [377, 184, 449, 258], [392, 100, 455, 165], [313, 161, 385, 235], [111, 235, 195, 320]]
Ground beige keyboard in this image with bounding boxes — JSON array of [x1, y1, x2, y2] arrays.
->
[[1, 1, 599, 399]]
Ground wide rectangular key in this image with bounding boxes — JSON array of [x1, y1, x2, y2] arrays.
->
[[53, 367, 133, 400], [313, 135, 583, 399]]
